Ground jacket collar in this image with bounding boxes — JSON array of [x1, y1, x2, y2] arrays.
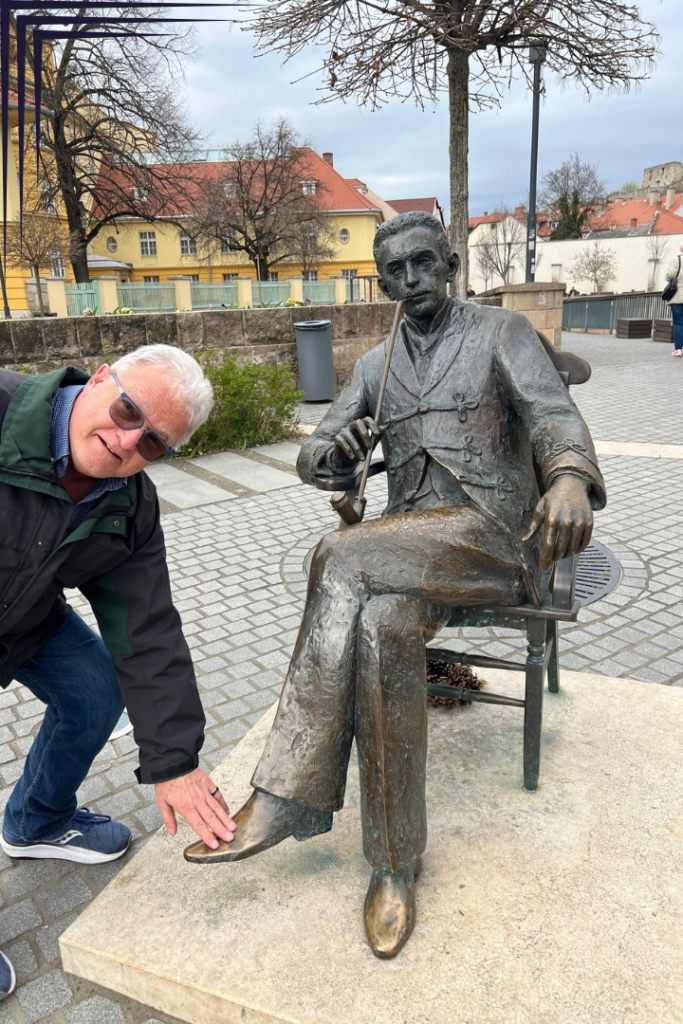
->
[[0, 367, 137, 512], [389, 298, 468, 397]]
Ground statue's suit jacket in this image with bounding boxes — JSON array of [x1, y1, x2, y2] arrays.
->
[[298, 298, 607, 605]]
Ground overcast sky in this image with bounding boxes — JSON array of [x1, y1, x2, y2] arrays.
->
[[182, 0, 678, 218]]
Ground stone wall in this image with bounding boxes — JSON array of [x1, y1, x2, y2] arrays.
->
[[0, 303, 398, 389]]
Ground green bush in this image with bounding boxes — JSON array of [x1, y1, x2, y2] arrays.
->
[[177, 355, 304, 457]]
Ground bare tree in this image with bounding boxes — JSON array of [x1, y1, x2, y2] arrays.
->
[[5, 197, 69, 317], [15, 7, 205, 282], [645, 235, 670, 291], [570, 243, 618, 293], [540, 153, 607, 212], [245, 1, 659, 296], [473, 210, 526, 287], [190, 119, 337, 280]]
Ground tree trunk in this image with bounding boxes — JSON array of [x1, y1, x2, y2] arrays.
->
[[447, 47, 469, 299], [33, 263, 45, 317]]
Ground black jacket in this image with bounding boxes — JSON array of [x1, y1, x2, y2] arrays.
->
[[0, 367, 205, 784], [299, 299, 607, 605]]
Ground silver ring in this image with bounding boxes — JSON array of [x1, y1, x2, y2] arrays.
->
[[210, 785, 220, 797]]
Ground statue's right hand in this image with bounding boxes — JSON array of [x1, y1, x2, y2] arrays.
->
[[333, 417, 383, 465]]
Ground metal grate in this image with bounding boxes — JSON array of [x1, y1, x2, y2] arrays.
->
[[574, 541, 621, 607]]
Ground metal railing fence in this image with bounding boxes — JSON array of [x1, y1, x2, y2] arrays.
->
[[251, 281, 291, 306], [190, 282, 239, 310], [302, 280, 336, 305], [65, 282, 99, 317], [116, 283, 176, 313], [345, 276, 391, 304], [563, 291, 672, 334]]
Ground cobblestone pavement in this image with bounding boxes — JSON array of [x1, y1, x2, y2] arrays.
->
[[0, 333, 682, 1023]]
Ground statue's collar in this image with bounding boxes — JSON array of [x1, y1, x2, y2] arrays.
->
[[402, 296, 453, 338]]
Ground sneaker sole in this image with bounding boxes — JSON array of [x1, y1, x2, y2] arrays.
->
[[0, 956, 16, 1000], [0, 834, 131, 865]]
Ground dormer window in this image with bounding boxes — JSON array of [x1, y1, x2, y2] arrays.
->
[[223, 183, 237, 199], [133, 186, 148, 203], [302, 180, 317, 196]]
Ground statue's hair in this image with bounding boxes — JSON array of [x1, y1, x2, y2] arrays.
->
[[373, 211, 453, 270]]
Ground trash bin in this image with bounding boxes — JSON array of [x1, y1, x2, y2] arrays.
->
[[293, 319, 335, 401]]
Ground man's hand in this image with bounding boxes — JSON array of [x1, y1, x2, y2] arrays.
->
[[333, 416, 382, 465], [155, 768, 236, 850], [523, 475, 594, 571]]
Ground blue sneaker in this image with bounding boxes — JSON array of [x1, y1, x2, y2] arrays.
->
[[0, 809, 131, 865], [0, 951, 16, 999]]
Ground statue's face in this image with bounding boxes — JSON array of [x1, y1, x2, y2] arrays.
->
[[377, 226, 458, 319]]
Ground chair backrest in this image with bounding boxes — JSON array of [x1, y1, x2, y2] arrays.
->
[[535, 331, 591, 387]]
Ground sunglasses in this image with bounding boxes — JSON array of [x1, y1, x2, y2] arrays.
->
[[109, 370, 174, 463]]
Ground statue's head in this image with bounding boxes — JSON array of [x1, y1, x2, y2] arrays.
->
[[374, 212, 459, 320]]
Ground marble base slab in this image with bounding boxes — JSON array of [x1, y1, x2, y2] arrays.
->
[[61, 670, 683, 1024]]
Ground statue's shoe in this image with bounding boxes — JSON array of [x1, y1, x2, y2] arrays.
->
[[184, 789, 331, 864], [363, 857, 421, 959]]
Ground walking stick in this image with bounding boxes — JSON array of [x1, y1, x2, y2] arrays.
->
[[330, 299, 404, 525]]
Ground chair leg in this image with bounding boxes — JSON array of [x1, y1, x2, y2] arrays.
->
[[523, 617, 546, 791], [546, 620, 560, 694]]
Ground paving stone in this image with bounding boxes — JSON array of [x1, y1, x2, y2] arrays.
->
[[0, 899, 43, 943], [40, 877, 93, 919], [96, 789, 141, 820], [35, 912, 78, 963], [16, 969, 73, 1023], [66, 994, 126, 1024], [3, 862, 52, 900], [6, 939, 38, 981]]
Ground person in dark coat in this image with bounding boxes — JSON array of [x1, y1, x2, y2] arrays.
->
[[0, 346, 236, 871], [186, 213, 606, 958]]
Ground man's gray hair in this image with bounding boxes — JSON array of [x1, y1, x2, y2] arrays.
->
[[111, 344, 213, 447], [373, 212, 453, 271]]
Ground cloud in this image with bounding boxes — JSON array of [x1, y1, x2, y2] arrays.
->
[[183, 0, 678, 218]]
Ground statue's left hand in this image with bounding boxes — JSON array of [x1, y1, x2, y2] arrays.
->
[[155, 768, 236, 850], [522, 475, 594, 571]]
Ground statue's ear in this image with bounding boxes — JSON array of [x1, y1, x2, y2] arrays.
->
[[447, 251, 459, 282], [377, 275, 391, 298]]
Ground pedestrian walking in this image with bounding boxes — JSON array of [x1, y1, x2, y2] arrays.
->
[[664, 244, 683, 357]]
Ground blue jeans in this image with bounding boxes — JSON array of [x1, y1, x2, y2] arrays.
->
[[3, 610, 124, 843], [671, 304, 683, 351]]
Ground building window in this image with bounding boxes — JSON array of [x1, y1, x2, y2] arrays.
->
[[339, 228, 350, 245], [133, 186, 148, 203], [143, 275, 160, 283], [268, 271, 279, 281], [189, 274, 200, 282], [221, 231, 238, 253], [106, 237, 118, 253], [551, 264, 562, 283], [223, 273, 238, 281], [301, 180, 317, 196], [50, 250, 65, 278], [302, 270, 318, 281], [40, 179, 56, 215], [341, 268, 358, 279], [180, 233, 197, 256], [139, 231, 157, 257], [223, 183, 237, 199]]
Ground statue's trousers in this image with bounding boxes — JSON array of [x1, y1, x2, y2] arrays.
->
[[252, 504, 527, 872]]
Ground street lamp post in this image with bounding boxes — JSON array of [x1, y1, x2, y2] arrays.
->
[[0, 255, 11, 319], [525, 41, 548, 283]]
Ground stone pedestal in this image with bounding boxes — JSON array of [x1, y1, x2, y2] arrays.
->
[[61, 669, 683, 1024], [479, 282, 565, 348]]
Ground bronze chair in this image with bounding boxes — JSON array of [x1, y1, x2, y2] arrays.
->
[[312, 334, 592, 792]]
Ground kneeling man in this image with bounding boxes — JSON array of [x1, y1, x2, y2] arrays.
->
[[186, 213, 606, 958], [0, 346, 236, 872]]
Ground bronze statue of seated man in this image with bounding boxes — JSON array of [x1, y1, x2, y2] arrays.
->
[[185, 211, 606, 959]]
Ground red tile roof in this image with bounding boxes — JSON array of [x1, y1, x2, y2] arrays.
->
[[653, 208, 683, 235], [388, 197, 440, 216], [92, 147, 381, 220]]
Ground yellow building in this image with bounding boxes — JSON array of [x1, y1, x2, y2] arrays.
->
[[88, 149, 384, 286]]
